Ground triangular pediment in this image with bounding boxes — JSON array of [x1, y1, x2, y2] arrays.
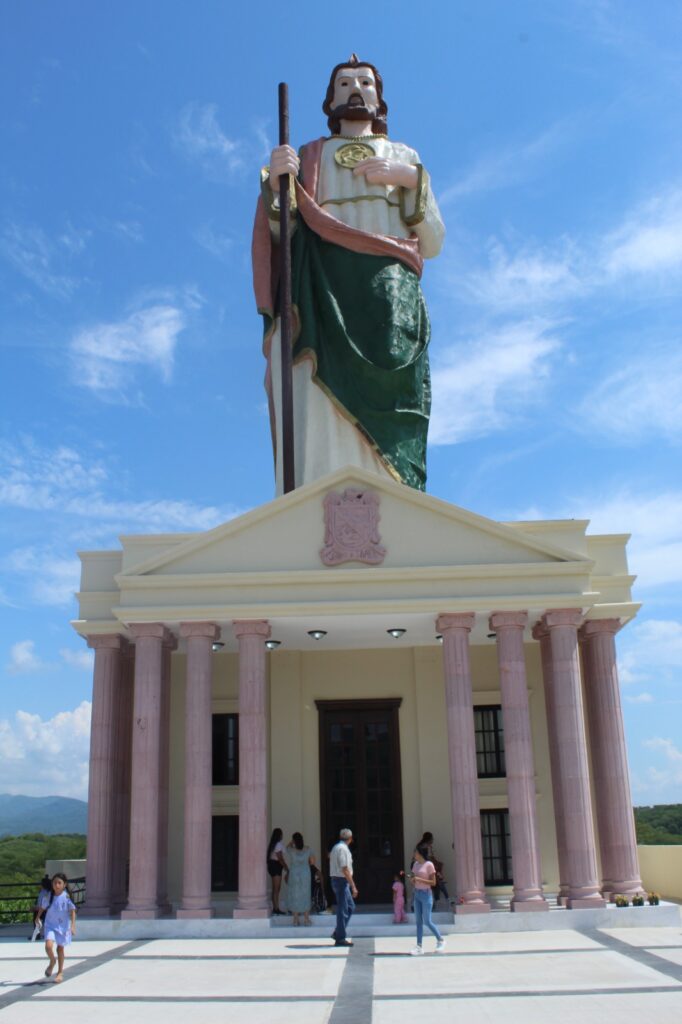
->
[[117, 467, 590, 580]]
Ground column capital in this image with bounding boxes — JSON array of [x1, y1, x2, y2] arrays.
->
[[543, 609, 583, 630], [489, 611, 528, 632], [87, 633, 129, 652], [233, 619, 271, 641], [129, 623, 174, 643], [436, 612, 475, 633], [180, 622, 221, 642], [531, 621, 549, 642], [579, 618, 622, 640]]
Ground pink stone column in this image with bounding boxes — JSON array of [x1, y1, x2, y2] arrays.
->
[[82, 634, 126, 916], [437, 613, 490, 914], [110, 642, 135, 912], [543, 610, 606, 908], [177, 622, 221, 918], [490, 612, 548, 911], [580, 620, 643, 898], [233, 619, 271, 918], [156, 632, 177, 916], [122, 623, 171, 919], [532, 621, 570, 905]]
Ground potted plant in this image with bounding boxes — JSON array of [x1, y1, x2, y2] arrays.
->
[[614, 894, 629, 907], [632, 894, 644, 907], [647, 892, 660, 906]]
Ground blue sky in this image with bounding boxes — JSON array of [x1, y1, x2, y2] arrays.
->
[[1, 1, 681, 804]]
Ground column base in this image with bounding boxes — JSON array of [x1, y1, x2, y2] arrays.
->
[[511, 898, 549, 912], [566, 896, 607, 909], [121, 908, 163, 919], [233, 908, 271, 919], [177, 908, 214, 919], [454, 902, 491, 915]]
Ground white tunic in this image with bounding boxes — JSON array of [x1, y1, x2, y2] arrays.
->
[[269, 136, 444, 496]]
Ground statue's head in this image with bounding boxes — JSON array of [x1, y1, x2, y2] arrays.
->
[[323, 54, 388, 136]]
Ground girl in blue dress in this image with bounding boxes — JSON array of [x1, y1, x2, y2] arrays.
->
[[40, 873, 76, 983]]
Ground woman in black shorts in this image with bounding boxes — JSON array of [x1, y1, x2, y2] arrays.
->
[[267, 827, 289, 914]]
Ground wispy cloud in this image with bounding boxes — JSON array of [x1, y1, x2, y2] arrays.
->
[[625, 692, 654, 704], [633, 735, 682, 803], [619, 619, 682, 687], [60, 648, 94, 671], [430, 320, 561, 444], [461, 239, 583, 311], [0, 436, 240, 536], [0, 701, 91, 799], [602, 188, 682, 279], [194, 222, 234, 261], [4, 548, 80, 607], [440, 121, 572, 205], [175, 103, 245, 180], [512, 490, 682, 590], [577, 348, 682, 444], [70, 304, 185, 396], [1, 222, 82, 298], [6, 640, 47, 675]]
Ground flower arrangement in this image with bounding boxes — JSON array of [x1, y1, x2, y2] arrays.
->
[[614, 894, 629, 907], [632, 894, 644, 907], [647, 892, 660, 906]]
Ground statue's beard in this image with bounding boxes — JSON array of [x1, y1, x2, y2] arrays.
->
[[332, 99, 376, 123]]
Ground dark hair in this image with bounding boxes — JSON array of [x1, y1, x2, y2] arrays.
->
[[421, 832, 434, 844], [292, 832, 304, 850], [322, 54, 388, 136], [394, 869, 405, 886], [415, 841, 430, 861], [40, 875, 51, 890], [49, 872, 72, 907], [267, 828, 283, 859]]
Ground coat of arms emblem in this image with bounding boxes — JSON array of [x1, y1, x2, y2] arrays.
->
[[320, 488, 386, 566]]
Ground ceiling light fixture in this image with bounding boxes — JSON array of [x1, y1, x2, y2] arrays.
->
[[212, 642, 225, 651], [435, 634, 443, 644], [265, 640, 281, 650], [308, 630, 327, 640], [387, 628, 406, 639]]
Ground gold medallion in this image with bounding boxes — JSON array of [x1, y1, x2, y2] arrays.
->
[[334, 141, 375, 169]]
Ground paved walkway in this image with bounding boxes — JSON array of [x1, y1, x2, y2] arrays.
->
[[1, 926, 682, 1023]]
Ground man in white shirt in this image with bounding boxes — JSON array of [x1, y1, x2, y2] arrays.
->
[[329, 827, 358, 946]]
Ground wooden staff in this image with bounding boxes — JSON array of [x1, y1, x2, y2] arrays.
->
[[278, 82, 295, 494]]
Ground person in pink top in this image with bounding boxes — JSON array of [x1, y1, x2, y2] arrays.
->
[[392, 870, 407, 923], [408, 842, 445, 955]]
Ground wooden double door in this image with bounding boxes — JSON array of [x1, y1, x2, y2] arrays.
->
[[317, 699, 404, 905]]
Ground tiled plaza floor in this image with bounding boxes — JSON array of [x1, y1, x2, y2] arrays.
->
[[1, 926, 681, 1023]]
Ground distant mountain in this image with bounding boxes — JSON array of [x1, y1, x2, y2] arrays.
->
[[0, 794, 87, 837]]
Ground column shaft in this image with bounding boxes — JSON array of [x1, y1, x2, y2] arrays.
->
[[581, 620, 643, 897], [533, 622, 570, 903], [490, 613, 548, 911], [110, 643, 135, 912], [233, 619, 271, 919], [178, 622, 220, 918], [83, 635, 126, 915], [544, 610, 605, 908], [122, 623, 170, 919], [436, 613, 489, 914], [156, 635, 176, 914]]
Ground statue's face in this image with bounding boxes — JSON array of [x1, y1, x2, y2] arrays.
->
[[330, 66, 378, 117]]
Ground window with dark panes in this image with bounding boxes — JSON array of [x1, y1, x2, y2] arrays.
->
[[212, 713, 239, 786], [474, 705, 505, 777], [480, 809, 513, 885]]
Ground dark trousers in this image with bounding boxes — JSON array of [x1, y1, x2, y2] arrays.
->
[[331, 877, 355, 942]]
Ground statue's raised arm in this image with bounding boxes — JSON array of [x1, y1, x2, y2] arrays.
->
[[252, 55, 445, 494]]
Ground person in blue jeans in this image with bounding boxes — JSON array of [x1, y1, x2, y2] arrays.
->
[[409, 841, 446, 955], [329, 828, 358, 947]]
